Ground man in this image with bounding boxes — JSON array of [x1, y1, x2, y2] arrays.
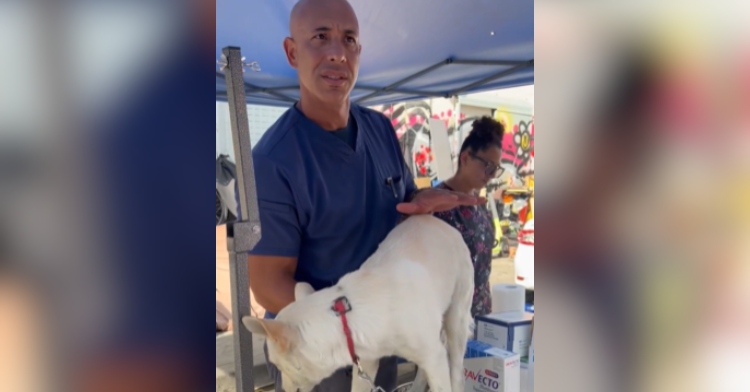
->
[[246, 0, 483, 390]]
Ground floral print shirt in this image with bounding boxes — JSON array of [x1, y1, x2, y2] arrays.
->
[[433, 183, 495, 318]]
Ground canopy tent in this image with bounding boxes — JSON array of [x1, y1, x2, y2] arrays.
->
[[216, 0, 533, 107]]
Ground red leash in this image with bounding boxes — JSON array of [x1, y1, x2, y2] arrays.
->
[[332, 296, 359, 365]]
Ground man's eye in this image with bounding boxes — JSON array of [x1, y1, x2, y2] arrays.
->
[[314, 33, 326, 40], [346, 36, 357, 43]]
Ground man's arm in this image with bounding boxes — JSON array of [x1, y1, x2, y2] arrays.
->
[[247, 255, 297, 315], [237, 153, 302, 315]]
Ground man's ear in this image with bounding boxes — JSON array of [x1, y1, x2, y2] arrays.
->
[[283, 37, 298, 68], [295, 282, 315, 300], [241, 317, 296, 353]]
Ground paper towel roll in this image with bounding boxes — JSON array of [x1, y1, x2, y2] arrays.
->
[[491, 284, 525, 313]]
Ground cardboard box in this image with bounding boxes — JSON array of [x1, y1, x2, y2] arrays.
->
[[475, 312, 533, 366], [527, 331, 534, 391], [464, 340, 520, 392], [414, 177, 433, 189]]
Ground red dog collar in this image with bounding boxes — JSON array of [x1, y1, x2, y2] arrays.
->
[[332, 296, 358, 365]]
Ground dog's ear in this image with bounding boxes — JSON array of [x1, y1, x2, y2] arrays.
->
[[241, 317, 296, 353], [242, 316, 268, 336], [294, 282, 315, 300]]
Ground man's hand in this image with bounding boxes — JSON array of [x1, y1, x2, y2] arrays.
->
[[396, 188, 486, 215]]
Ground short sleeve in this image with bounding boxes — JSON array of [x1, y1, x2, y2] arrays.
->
[[236, 153, 301, 257]]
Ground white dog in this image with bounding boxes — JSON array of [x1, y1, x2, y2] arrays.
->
[[243, 215, 474, 392]]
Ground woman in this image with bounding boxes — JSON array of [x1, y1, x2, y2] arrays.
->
[[434, 116, 504, 318]]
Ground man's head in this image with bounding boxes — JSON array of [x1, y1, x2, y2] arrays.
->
[[284, 0, 361, 106]]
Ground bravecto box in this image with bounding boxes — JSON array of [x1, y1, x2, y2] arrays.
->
[[464, 340, 520, 392], [475, 311, 533, 367]]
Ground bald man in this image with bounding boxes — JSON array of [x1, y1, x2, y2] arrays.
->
[[243, 0, 483, 390]]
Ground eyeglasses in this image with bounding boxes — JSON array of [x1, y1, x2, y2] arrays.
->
[[470, 152, 504, 177]]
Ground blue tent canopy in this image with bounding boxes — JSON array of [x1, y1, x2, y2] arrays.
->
[[216, 0, 533, 107]]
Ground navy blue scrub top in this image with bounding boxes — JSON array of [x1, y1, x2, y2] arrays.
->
[[242, 103, 417, 317]]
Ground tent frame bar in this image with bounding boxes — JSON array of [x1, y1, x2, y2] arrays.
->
[[449, 59, 533, 95], [450, 59, 529, 66], [355, 58, 453, 103], [353, 57, 533, 103], [222, 46, 263, 392], [216, 71, 297, 103], [216, 57, 533, 105], [244, 84, 440, 98]]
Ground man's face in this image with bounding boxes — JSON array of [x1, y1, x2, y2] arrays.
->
[[285, 1, 361, 104]]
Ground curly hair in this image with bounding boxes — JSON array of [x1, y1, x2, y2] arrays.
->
[[459, 116, 505, 154]]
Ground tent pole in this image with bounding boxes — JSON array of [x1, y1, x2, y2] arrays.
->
[[222, 46, 262, 392], [453, 96, 463, 167]]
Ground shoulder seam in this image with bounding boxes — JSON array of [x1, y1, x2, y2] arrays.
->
[[256, 113, 300, 156], [355, 104, 393, 132]]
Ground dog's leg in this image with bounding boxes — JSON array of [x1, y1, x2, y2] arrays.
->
[[411, 326, 448, 392], [410, 367, 428, 392], [350, 359, 379, 392], [415, 344, 451, 392], [444, 286, 472, 392], [443, 275, 474, 391]]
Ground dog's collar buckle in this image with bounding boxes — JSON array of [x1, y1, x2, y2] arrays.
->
[[332, 297, 384, 391], [332, 296, 352, 315], [332, 296, 358, 365]]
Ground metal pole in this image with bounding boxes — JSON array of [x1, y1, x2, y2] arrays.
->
[[355, 58, 452, 104], [453, 96, 462, 171], [448, 59, 533, 96], [222, 46, 262, 392]]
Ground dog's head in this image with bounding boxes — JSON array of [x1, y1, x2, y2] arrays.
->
[[243, 282, 341, 392]]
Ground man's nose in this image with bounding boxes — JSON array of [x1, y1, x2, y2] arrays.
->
[[325, 41, 347, 63]]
